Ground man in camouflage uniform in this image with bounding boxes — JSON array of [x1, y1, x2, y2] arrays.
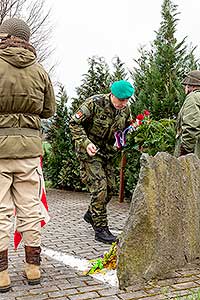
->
[[69, 80, 134, 244], [0, 18, 56, 292], [174, 70, 200, 158]]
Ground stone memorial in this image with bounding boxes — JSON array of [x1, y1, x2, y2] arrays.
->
[[117, 152, 200, 288]]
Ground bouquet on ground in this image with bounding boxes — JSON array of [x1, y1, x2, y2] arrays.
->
[[84, 242, 117, 275]]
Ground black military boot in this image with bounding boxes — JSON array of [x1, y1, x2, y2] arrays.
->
[[83, 210, 94, 227], [95, 227, 116, 244]]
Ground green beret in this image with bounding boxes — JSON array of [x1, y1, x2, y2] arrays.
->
[[111, 80, 135, 100]]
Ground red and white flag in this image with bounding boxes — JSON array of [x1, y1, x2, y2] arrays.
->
[[14, 157, 50, 250]]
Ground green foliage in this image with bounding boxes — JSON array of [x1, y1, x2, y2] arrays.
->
[[128, 118, 176, 155], [123, 0, 199, 197], [43, 84, 84, 191], [42, 141, 51, 154], [132, 0, 199, 120], [111, 56, 129, 82], [170, 290, 200, 300], [124, 117, 176, 197], [70, 56, 112, 113], [43, 0, 200, 199], [70, 55, 131, 114], [162, 287, 200, 299]]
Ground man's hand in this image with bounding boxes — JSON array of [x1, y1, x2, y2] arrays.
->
[[86, 143, 98, 156]]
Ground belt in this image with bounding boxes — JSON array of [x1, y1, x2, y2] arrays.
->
[[0, 128, 41, 137]]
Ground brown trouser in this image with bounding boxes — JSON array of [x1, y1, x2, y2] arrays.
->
[[0, 157, 43, 251]]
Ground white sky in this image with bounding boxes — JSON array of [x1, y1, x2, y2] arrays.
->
[[46, 0, 200, 98]]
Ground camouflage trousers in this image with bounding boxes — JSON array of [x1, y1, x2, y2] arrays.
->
[[80, 156, 115, 228]]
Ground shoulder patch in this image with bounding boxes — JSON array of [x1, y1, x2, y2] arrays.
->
[[75, 111, 83, 119]]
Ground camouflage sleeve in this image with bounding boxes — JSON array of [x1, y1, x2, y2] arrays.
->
[[181, 95, 200, 153], [69, 99, 94, 150]]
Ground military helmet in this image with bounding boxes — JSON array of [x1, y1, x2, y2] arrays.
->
[[182, 70, 200, 86]]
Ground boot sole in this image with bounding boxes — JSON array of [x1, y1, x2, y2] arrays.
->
[[23, 272, 41, 285], [27, 278, 41, 285], [0, 284, 11, 293], [95, 236, 115, 244]]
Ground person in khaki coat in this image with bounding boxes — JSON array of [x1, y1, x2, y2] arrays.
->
[[0, 18, 56, 292], [174, 70, 200, 158]]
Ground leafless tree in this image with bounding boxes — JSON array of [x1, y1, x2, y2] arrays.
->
[[0, 0, 54, 64]]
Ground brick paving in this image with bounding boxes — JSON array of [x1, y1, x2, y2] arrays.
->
[[2, 189, 200, 299]]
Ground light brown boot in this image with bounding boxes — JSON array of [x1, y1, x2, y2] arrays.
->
[[24, 246, 41, 285], [0, 269, 11, 293], [0, 250, 11, 293], [25, 263, 41, 285]]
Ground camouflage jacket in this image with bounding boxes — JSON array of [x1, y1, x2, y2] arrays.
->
[[174, 89, 200, 158], [0, 47, 56, 159], [69, 94, 131, 160]]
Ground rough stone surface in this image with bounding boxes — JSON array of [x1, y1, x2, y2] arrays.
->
[[117, 152, 200, 289], [2, 188, 200, 299]]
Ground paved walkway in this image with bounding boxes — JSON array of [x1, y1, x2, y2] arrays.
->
[[2, 189, 200, 300]]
